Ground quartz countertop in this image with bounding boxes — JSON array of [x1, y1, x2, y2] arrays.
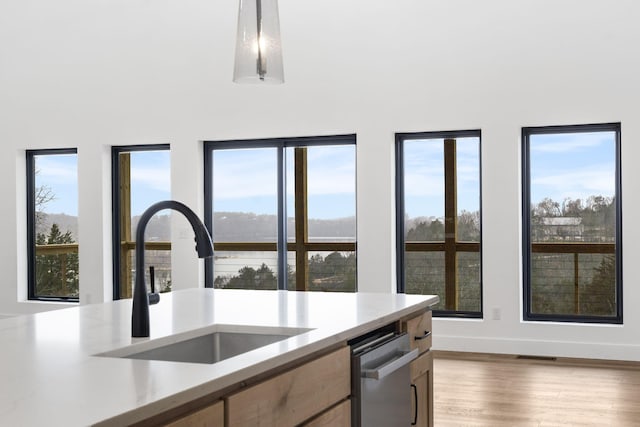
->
[[0, 289, 438, 426]]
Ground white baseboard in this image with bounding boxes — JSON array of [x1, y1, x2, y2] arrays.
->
[[433, 334, 640, 362]]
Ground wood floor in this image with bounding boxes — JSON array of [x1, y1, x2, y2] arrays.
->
[[433, 351, 640, 426]]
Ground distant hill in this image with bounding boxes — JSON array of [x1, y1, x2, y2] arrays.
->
[[36, 212, 356, 242], [213, 212, 356, 241]]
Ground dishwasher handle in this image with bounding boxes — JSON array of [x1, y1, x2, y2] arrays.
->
[[362, 348, 419, 380]]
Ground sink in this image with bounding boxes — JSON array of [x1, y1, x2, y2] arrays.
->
[[98, 325, 311, 365], [124, 331, 293, 364]]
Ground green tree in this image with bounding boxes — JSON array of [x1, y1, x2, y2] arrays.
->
[[221, 263, 277, 290], [533, 197, 562, 217], [308, 252, 356, 292], [457, 210, 480, 241], [406, 219, 445, 241], [35, 223, 79, 297], [562, 197, 584, 216], [581, 255, 616, 316], [219, 252, 357, 292]]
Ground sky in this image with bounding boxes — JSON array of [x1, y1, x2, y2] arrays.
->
[[212, 145, 356, 220], [35, 154, 79, 216], [404, 137, 480, 219], [36, 150, 171, 217], [403, 131, 616, 219], [35, 131, 616, 220], [529, 131, 615, 205], [128, 151, 171, 215], [36, 146, 356, 220]]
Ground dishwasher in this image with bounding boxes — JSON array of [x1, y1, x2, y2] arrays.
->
[[350, 327, 419, 426]]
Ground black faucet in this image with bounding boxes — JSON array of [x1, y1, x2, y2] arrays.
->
[[132, 200, 214, 337]]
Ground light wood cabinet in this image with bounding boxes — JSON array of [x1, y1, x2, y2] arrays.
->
[[410, 351, 433, 427], [163, 400, 224, 427], [403, 310, 432, 354], [402, 310, 433, 427], [226, 346, 351, 426], [143, 307, 435, 427], [301, 400, 351, 427]]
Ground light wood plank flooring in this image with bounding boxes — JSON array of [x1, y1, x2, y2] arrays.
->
[[433, 351, 640, 426]]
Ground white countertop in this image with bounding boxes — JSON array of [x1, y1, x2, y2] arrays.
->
[[0, 289, 438, 426]]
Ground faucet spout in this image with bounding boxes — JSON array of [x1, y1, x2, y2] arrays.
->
[[132, 200, 213, 337]]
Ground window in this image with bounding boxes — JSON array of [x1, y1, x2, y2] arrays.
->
[[27, 149, 79, 301], [396, 131, 482, 317], [522, 123, 622, 323], [112, 145, 171, 299], [204, 135, 356, 291]]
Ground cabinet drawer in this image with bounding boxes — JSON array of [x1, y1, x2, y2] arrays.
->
[[302, 400, 351, 427], [403, 311, 432, 354], [164, 400, 223, 427], [226, 346, 351, 426]]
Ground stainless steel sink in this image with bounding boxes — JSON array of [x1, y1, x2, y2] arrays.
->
[[126, 331, 292, 364], [98, 325, 311, 364]]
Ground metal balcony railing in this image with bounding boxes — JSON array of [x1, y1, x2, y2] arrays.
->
[[404, 240, 614, 315], [36, 242, 173, 299], [530, 242, 615, 315], [213, 241, 357, 292]]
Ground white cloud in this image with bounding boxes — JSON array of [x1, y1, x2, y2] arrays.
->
[[130, 167, 171, 192], [404, 171, 445, 197], [213, 167, 277, 199], [308, 168, 355, 195], [530, 132, 614, 153], [307, 149, 355, 195], [532, 166, 615, 201], [35, 156, 77, 183], [212, 149, 278, 199], [213, 147, 357, 199], [456, 157, 480, 185]]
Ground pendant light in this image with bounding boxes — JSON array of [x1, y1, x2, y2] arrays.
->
[[233, 0, 284, 84]]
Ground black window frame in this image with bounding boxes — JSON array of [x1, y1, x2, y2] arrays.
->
[[396, 130, 483, 318], [203, 134, 357, 290], [111, 144, 170, 300], [26, 148, 79, 302], [522, 122, 623, 324]]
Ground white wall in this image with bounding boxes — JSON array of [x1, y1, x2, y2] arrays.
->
[[1, 0, 639, 359]]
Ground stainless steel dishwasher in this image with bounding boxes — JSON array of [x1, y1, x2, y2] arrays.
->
[[351, 330, 419, 426]]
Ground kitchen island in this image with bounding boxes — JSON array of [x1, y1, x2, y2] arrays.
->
[[0, 289, 437, 426]]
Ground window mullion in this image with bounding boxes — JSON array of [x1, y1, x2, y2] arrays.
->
[[294, 147, 309, 291], [119, 153, 133, 299], [276, 145, 288, 290], [444, 138, 458, 311]]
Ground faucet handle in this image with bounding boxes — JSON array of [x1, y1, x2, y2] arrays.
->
[[148, 293, 160, 305], [148, 266, 160, 305], [149, 266, 156, 293]]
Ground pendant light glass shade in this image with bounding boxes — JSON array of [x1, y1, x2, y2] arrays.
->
[[233, 0, 284, 84]]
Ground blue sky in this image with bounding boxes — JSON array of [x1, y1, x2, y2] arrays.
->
[[529, 131, 615, 205], [36, 150, 171, 217], [403, 131, 615, 219], [37, 145, 356, 221], [35, 154, 79, 216], [404, 137, 480, 219], [212, 145, 356, 220], [128, 151, 171, 215], [36, 132, 614, 220]]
